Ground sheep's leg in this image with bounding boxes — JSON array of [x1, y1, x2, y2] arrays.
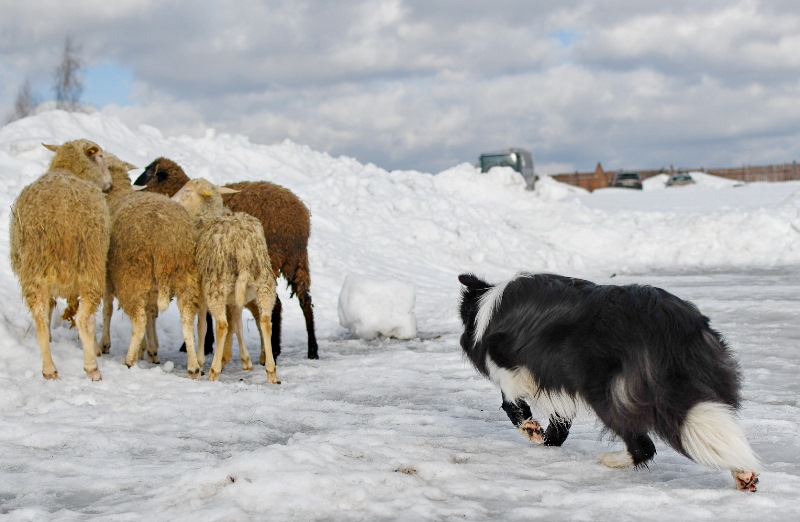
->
[[101, 292, 113, 354], [221, 305, 234, 369], [264, 295, 283, 366], [64, 296, 100, 357], [244, 300, 270, 365], [144, 307, 159, 364], [258, 310, 280, 384], [263, 297, 281, 363], [123, 308, 147, 369], [292, 275, 318, 359], [298, 291, 318, 360], [230, 306, 252, 371], [208, 309, 228, 381], [197, 303, 208, 369], [31, 293, 58, 380], [177, 298, 200, 379], [45, 298, 56, 341], [220, 320, 234, 370], [75, 297, 102, 381]]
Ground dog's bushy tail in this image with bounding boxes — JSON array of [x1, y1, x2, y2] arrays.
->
[[679, 401, 760, 473]]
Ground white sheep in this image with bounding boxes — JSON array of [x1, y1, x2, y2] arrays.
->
[[100, 155, 202, 377], [171, 178, 279, 383], [9, 140, 112, 380]]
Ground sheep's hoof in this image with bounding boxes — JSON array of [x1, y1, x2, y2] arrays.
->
[[519, 419, 545, 445], [208, 368, 221, 381], [147, 354, 160, 364], [187, 368, 201, 380], [241, 360, 253, 371], [85, 368, 102, 382], [42, 370, 60, 380], [101, 343, 110, 355], [266, 370, 281, 385], [259, 355, 266, 366], [733, 470, 758, 492], [307, 351, 319, 360], [124, 358, 136, 368]]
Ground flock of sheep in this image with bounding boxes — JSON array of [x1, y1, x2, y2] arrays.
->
[[9, 139, 317, 383]]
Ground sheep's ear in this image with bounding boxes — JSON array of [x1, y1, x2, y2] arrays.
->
[[42, 143, 59, 153], [123, 162, 137, 171], [216, 187, 240, 195], [86, 145, 100, 156]]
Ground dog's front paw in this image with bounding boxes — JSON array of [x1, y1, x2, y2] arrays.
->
[[519, 419, 544, 445]]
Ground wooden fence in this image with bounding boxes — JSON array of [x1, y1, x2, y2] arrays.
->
[[551, 162, 799, 192]]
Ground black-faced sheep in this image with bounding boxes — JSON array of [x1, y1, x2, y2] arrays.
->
[[9, 140, 112, 380], [101, 155, 202, 377], [171, 178, 280, 383], [133, 157, 318, 361]]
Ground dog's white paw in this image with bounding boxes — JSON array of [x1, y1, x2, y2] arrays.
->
[[732, 470, 758, 492], [598, 451, 634, 468], [519, 419, 545, 445]]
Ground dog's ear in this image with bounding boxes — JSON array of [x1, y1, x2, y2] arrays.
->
[[458, 273, 490, 290]]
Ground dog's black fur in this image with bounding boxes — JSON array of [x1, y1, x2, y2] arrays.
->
[[458, 272, 758, 488]]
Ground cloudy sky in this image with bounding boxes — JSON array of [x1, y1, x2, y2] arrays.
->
[[2, 0, 799, 174]]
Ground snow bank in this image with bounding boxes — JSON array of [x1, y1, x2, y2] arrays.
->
[[337, 274, 417, 340]]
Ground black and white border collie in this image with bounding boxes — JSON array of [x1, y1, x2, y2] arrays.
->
[[458, 272, 759, 491]]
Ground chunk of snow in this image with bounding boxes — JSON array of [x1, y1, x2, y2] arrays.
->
[[337, 274, 417, 340]]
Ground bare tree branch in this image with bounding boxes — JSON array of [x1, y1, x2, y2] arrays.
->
[[6, 78, 38, 124], [53, 36, 84, 112]]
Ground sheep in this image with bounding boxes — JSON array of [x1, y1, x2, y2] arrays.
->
[[171, 177, 280, 383], [133, 157, 319, 361], [9, 140, 112, 380], [99, 155, 202, 377]]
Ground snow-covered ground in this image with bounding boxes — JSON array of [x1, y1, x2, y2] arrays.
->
[[1, 111, 799, 520]]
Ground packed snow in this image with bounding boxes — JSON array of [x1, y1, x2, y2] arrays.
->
[[338, 274, 417, 340], [1, 111, 799, 520]]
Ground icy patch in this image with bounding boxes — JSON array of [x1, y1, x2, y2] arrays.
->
[[337, 274, 417, 340]]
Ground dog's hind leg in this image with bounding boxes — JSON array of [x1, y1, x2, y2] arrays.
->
[[599, 432, 656, 469], [501, 394, 544, 445]]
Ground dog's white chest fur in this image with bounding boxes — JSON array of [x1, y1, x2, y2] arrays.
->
[[486, 357, 581, 419]]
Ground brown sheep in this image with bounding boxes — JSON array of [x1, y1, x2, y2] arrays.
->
[[101, 155, 202, 377], [172, 178, 279, 383], [133, 157, 318, 361], [9, 140, 112, 380]]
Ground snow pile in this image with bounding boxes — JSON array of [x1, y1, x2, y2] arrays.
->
[[337, 274, 417, 340]]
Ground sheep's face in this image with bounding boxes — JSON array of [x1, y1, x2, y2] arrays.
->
[[105, 153, 137, 192], [171, 178, 223, 218], [133, 157, 187, 196], [44, 139, 113, 192]]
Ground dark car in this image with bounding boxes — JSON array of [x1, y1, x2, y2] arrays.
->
[[609, 171, 643, 190], [478, 147, 537, 189], [666, 172, 695, 187]]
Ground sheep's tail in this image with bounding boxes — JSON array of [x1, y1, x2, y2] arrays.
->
[[61, 297, 79, 328], [234, 270, 250, 310]]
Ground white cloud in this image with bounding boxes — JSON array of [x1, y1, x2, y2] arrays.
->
[[2, 0, 800, 173]]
